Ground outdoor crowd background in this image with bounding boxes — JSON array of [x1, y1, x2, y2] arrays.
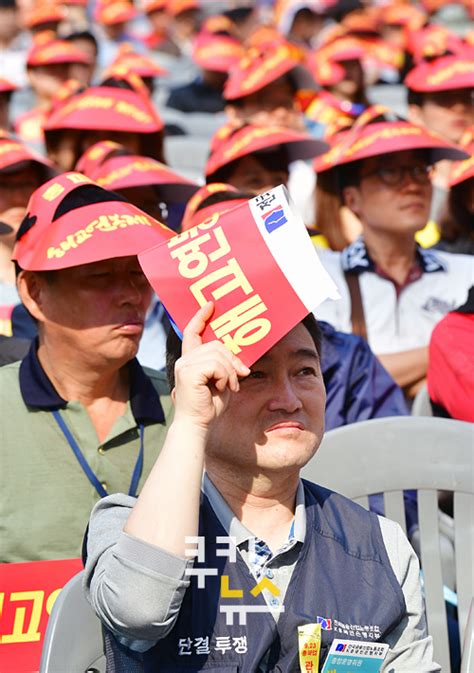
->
[[0, 0, 473, 668]]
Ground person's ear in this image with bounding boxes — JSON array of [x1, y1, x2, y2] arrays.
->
[[171, 387, 176, 404], [407, 104, 424, 127], [342, 185, 362, 216], [17, 271, 48, 323]]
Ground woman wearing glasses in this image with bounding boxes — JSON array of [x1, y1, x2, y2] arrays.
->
[[313, 118, 472, 400]]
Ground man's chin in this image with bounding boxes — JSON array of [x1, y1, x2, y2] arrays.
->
[[258, 436, 320, 469]]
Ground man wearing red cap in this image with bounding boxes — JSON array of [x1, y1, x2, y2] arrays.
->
[[142, 0, 180, 56], [167, 32, 243, 113], [0, 173, 173, 562], [43, 78, 165, 170], [405, 53, 473, 231], [15, 34, 92, 145], [0, 133, 56, 338], [314, 119, 473, 397], [224, 42, 314, 132], [406, 53, 474, 146], [205, 123, 327, 195]]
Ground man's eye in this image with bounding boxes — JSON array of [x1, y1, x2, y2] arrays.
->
[[91, 272, 110, 279], [298, 367, 317, 377], [247, 370, 265, 379]]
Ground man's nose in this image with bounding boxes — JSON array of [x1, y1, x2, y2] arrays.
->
[[267, 376, 303, 413], [118, 274, 148, 305], [399, 169, 427, 191]]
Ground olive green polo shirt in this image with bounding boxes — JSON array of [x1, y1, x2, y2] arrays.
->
[[0, 345, 173, 563]]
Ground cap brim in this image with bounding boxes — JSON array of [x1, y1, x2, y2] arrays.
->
[[206, 127, 328, 177], [13, 199, 173, 271], [314, 122, 469, 171], [44, 86, 164, 134], [95, 155, 199, 200]]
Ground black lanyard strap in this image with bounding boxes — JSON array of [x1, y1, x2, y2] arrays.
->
[[52, 410, 144, 498]]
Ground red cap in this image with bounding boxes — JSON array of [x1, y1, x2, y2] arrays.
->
[[192, 33, 244, 73], [167, 0, 199, 17], [200, 14, 235, 36], [110, 44, 168, 78], [209, 121, 238, 153], [27, 37, 92, 67], [181, 182, 238, 230], [44, 85, 164, 135], [449, 128, 474, 187], [305, 91, 355, 137], [181, 183, 249, 231], [205, 124, 328, 179], [0, 78, 17, 94], [405, 54, 474, 92], [317, 35, 366, 63], [24, 4, 65, 29], [0, 133, 56, 175], [314, 120, 469, 173], [75, 140, 124, 175], [407, 25, 466, 62], [307, 36, 365, 86], [12, 172, 174, 271], [143, 0, 168, 13], [223, 43, 302, 101], [95, 1, 137, 25], [93, 155, 200, 201], [246, 25, 283, 49], [381, 4, 426, 30], [341, 8, 380, 35]]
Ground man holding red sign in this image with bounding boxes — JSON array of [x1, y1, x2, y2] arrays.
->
[[84, 189, 438, 672]]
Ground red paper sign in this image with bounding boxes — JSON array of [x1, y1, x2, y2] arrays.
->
[[139, 186, 339, 366], [0, 558, 82, 673]]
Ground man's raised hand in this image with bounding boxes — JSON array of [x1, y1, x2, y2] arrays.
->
[[173, 302, 250, 431]]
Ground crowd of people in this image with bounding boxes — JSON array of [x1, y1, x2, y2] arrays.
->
[[0, 0, 473, 670]]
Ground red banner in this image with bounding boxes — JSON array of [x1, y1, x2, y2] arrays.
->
[[0, 558, 82, 673]]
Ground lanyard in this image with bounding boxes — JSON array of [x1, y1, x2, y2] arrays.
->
[[52, 410, 144, 498]]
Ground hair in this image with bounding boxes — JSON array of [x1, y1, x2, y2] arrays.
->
[[165, 313, 322, 389], [63, 30, 98, 55], [315, 163, 361, 250], [438, 178, 474, 243], [222, 7, 253, 23], [407, 88, 424, 107]]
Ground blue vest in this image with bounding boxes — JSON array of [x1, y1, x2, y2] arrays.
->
[[105, 481, 406, 672]]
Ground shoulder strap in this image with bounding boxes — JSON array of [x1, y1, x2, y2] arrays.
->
[[344, 271, 368, 341]]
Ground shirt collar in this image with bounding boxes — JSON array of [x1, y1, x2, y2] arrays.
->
[[19, 339, 165, 423], [341, 236, 447, 275], [203, 473, 306, 547]]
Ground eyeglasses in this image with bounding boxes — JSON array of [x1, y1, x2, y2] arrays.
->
[[360, 164, 433, 187]]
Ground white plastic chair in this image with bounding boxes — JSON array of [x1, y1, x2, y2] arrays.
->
[[302, 416, 474, 673], [39, 571, 105, 673]]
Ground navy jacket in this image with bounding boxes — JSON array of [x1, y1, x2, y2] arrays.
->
[[104, 481, 406, 672], [320, 321, 408, 431]]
